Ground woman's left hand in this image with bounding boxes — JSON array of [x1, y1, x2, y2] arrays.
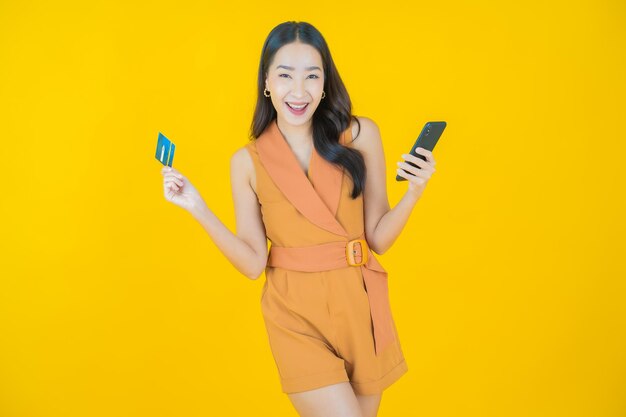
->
[[396, 147, 436, 199]]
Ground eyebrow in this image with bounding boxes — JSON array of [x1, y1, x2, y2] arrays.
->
[[275, 64, 322, 71]]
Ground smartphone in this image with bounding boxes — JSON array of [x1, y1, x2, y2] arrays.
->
[[396, 121, 446, 181]]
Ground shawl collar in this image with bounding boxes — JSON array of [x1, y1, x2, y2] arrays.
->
[[255, 119, 350, 237]]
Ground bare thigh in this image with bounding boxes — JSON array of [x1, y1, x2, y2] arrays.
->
[[355, 393, 382, 417], [287, 382, 363, 417]]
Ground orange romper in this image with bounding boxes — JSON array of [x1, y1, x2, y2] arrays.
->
[[245, 118, 408, 395]]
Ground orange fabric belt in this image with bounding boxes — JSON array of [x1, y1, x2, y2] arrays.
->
[[267, 233, 396, 356]]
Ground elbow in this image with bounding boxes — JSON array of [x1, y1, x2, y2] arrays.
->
[[248, 271, 264, 281], [241, 247, 268, 280], [367, 234, 392, 256], [367, 239, 386, 256], [246, 259, 267, 280], [370, 245, 388, 256], [245, 268, 263, 281]]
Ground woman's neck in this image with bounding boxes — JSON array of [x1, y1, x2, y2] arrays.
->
[[276, 117, 313, 148]]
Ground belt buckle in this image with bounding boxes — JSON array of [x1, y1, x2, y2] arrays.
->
[[346, 238, 369, 267]]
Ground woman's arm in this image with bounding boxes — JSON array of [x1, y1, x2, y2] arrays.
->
[[189, 148, 268, 280], [354, 116, 435, 255]]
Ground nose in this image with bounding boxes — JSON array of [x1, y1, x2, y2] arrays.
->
[[292, 78, 305, 98]]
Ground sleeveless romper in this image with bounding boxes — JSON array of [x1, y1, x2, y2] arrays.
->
[[244, 119, 408, 395]]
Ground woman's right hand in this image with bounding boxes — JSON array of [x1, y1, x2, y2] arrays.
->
[[161, 166, 206, 215]]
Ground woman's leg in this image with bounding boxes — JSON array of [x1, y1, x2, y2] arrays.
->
[[287, 382, 364, 417], [355, 393, 382, 417]]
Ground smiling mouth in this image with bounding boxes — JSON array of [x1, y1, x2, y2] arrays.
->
[[286, 102, 309, 110]]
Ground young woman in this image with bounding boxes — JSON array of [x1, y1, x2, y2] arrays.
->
[[160, 21, 436, 417]]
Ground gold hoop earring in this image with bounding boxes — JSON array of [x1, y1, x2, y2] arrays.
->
[[321, 91, 326, 99], [264, 88, 271, 97]]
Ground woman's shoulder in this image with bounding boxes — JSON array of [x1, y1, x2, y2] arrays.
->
[[231, 141, 258, 177], [348, 115, 381, 149], [230, 141, 259, 193]]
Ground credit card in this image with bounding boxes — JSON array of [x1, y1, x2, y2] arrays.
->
[[155, 132, 175, 167]]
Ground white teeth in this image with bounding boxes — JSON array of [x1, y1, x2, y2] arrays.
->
[[287, 103, 307, 110]]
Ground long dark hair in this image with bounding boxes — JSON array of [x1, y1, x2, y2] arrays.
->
[[249, 21, 365, 199]]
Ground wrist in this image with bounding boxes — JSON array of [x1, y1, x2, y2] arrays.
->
[[189, 200, 209, 220], [404, 189, 422, 204]]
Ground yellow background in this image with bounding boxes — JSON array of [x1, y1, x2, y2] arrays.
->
[[1, 1, 624, 416]]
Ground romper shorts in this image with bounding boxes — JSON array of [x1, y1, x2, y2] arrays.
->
[[260, 264, 408, 395]]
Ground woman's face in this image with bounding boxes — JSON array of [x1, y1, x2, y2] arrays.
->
[[265, 41, 325, 127]]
